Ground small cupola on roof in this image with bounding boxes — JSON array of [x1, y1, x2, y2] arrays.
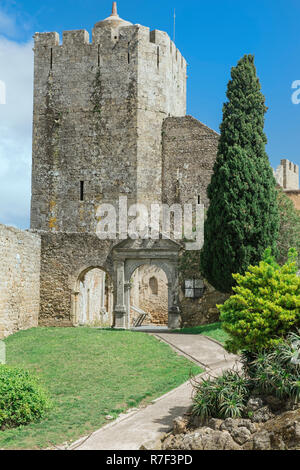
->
[[94, 2, 132, 29]]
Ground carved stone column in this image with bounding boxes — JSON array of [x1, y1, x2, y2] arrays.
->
[[124, 281, 131, 329], [168, 305, 181, 329], [71, 291, 79, 326], [114, 261, 126, 328], [168, 268, 182, 329], [100, 272, 107, 315]]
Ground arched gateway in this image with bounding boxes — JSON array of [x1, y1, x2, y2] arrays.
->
[[111, 238, 182, 329]]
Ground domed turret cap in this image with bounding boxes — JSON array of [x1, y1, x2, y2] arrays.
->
[[94, 2, 132, 29]]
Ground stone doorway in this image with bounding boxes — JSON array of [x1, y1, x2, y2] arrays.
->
[[130, 264, 168, 327], [112, 238, 182, 330], [75, 267, 113, 327]]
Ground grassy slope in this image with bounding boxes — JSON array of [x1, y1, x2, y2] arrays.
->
[[0, 327, 201, 449], [173, 322, 229, 345]]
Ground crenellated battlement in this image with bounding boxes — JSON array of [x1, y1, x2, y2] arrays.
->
[[274, 159, 299, 190], [34, 31, 59, 47], [34, 24, 186, 68], [63, 30, 90, 46]]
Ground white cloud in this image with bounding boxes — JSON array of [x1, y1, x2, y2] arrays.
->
[[0, 36, 33, 229]]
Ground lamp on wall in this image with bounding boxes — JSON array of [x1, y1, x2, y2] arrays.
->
[[184, 278, 205, 298]]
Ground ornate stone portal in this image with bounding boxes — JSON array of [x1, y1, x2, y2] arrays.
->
[[112, 238, 182, 329]]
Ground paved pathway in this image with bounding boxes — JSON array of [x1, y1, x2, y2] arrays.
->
[[67, 334, 238, 451]]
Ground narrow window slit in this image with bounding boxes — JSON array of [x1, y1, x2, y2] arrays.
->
[[98, 45, 100, 67], [128, 42, 130, 64], [50, 48, 53, 70], [198, 195, 201, 205], [80, 181, 84, 201], [157, 46, 160, 69]]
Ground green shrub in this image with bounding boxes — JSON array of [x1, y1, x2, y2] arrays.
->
[[192, 370, 251, 420], [219, 248, 300, 353], [0, 365, 51, 429]]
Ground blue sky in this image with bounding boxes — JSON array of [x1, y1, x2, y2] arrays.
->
[[0, 0, 300, 228]]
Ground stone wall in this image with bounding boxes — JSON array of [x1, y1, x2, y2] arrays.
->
[[177, 248, 228, 327], [38, 232, 114, 326], [179, 278, 229, 327], [162, 116, 219, 208], [274, 159, 299, 190], [0, 224, 41, 339], [284, 190, 300, 211]]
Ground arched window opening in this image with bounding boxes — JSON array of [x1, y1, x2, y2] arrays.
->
[[149, 276, 158, 295]]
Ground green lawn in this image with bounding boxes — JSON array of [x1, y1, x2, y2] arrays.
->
[[173, 322, 229, 345], [0, 327, 202, 450]]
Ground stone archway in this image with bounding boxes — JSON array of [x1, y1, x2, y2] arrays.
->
[[72, 266, 113, 327], [111, 238, 182, 329]]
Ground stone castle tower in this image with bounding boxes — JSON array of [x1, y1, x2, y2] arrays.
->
[[27, 3, 221, 330], [30, 2, 187, 233]]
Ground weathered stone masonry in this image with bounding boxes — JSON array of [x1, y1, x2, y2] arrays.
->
[[38, 232, 114, 327], [162, 116, 219, 208], [0, 224, 41, 339]]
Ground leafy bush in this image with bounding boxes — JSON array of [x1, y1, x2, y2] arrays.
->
[[219, 248, 300, 353], [0, 365, 51, 429], [192, 370, 251, 420]]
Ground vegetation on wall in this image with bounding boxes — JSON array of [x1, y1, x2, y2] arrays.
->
[[276, 188, 300, 266], [200, 54, 279, 293], [219, 248, 300, 354]]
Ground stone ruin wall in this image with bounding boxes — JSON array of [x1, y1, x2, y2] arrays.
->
[[162, 116, 219, 208], [284, 190, 300, 211], [38, 232, 114, 327], [0, 224, 41, 339]]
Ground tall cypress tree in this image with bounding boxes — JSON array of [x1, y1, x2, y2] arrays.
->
[[200, 54, 279, 293]]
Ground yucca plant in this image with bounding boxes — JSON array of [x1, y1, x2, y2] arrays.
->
[[192, 370, 251, 420], [243, 331, 300, 402]]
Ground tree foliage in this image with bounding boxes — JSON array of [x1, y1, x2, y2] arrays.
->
[[201, 55, 279, 293]]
